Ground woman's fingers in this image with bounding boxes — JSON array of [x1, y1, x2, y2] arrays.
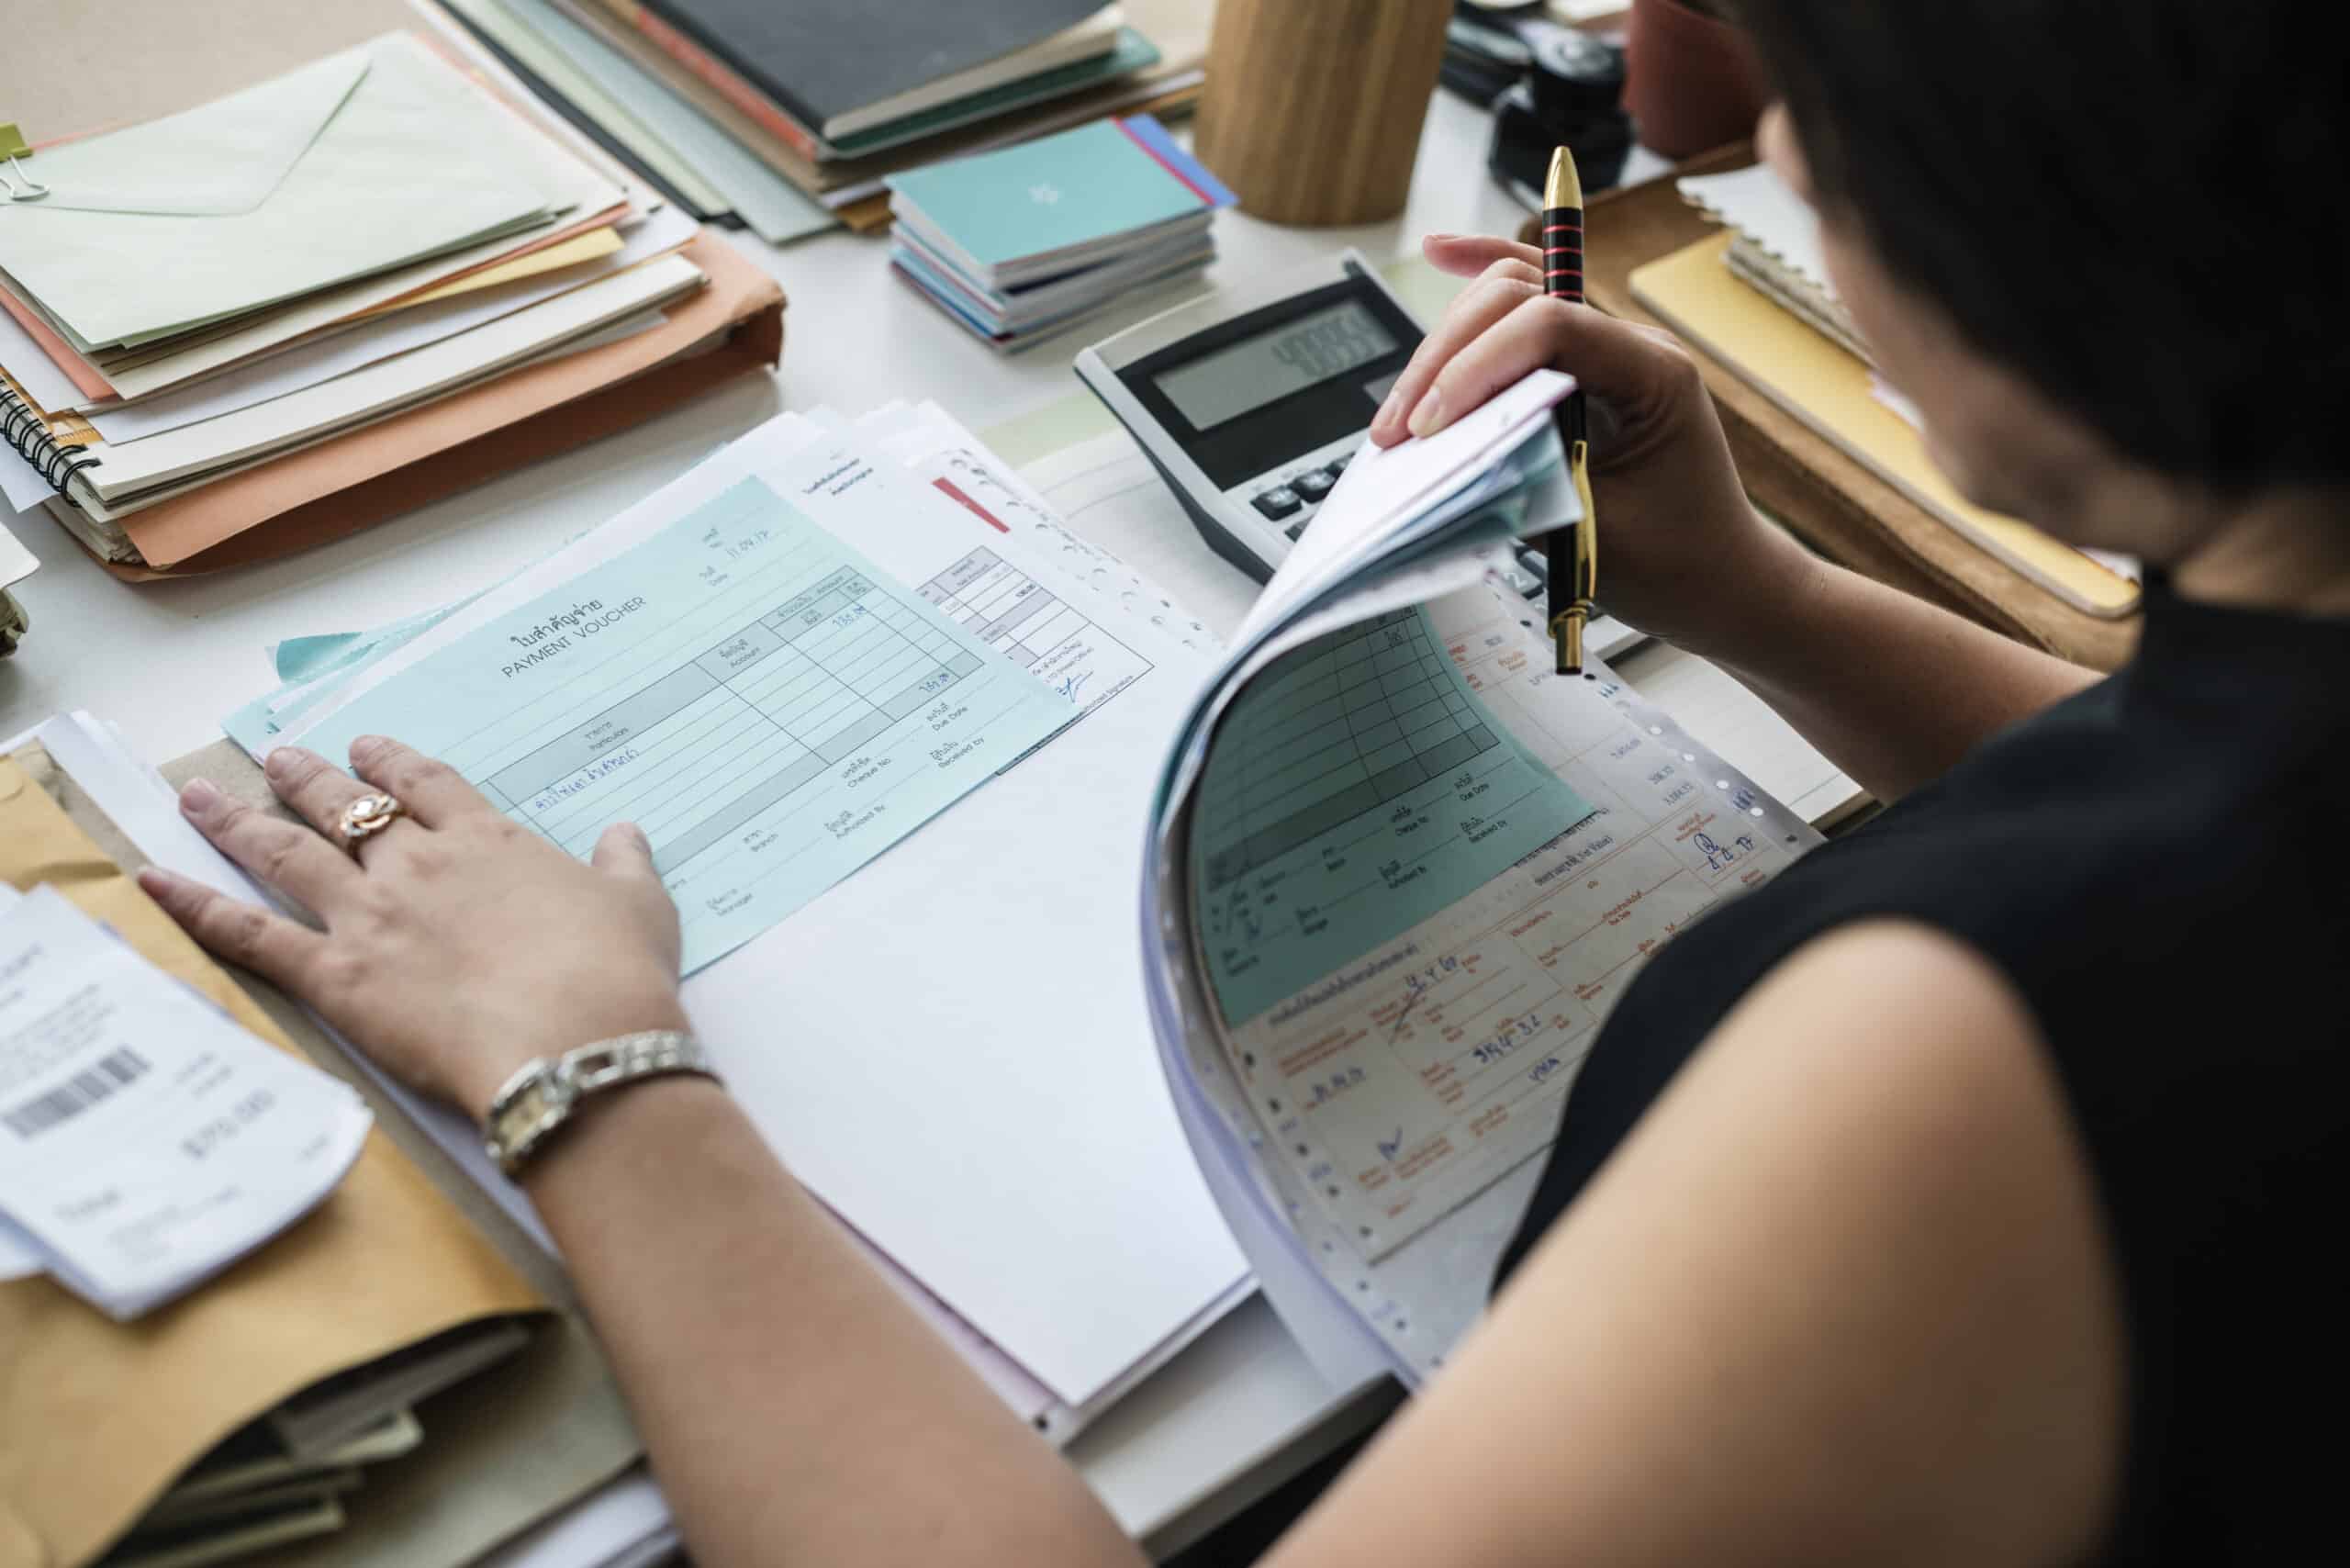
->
[[264, 745, 413, 857], [1406, 294, 1583, 442], [1422, 232, 1542, 279], [1370, 258, 1545, 446], [347, 735, 494, 827], [137, 864, 327, 992], [1408, 296, 1692, 443], [591, 821, 660, 887], [174, 776, 358, 912]]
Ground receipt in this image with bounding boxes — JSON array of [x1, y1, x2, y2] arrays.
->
[[0, 885, 372, 1318]]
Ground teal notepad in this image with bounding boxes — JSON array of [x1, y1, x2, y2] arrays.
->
[[885, 116, 1235, 271]]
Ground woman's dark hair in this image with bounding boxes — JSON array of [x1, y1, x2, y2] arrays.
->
[[1735, 2, 2345, 495]]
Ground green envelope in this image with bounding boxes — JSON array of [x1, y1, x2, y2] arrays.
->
[[0, 33, 560, 350]]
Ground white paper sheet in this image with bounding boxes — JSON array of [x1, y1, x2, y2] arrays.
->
[[1, 442, 54, 516], [686, 601, 1247, 1403], [273, 418, 1248, 1404], [0, 886, 374, 1318], [973, 427, 1257, 644], [0, 307, 85, 414], [1252, 370, 1577, 638], [79, 254, 703, 500], [0, 518, 31, 592], [86, 238, 675, 444], [473, 1469, 674, 1568]]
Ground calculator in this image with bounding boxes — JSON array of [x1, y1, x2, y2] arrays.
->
[[1074, 249, 1639, 657]]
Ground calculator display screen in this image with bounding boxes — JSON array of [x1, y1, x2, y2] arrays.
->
[[1152, 301, 1399, 432]]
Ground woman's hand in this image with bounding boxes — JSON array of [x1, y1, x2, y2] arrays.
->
[[1369, 234, 1812, 655], [136, 736, 688, 1120]]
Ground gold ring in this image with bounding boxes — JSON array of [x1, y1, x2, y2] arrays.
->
[[339, 791, 407, 854]]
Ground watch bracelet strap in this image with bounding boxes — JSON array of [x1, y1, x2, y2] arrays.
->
[[484, 1030, 720, 1178]]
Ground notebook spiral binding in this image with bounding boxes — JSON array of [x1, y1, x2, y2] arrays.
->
[[1, 377, 100, 510]]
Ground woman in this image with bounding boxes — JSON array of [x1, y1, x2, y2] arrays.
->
[[139, 3, 2344, 1561]]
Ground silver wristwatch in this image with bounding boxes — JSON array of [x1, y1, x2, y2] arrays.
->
[[483, 1031, 721, 1177]]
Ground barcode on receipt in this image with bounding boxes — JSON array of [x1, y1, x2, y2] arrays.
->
[[3, 1047, 151, 1138]]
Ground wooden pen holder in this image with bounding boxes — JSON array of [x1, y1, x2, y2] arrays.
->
[[1192, 0, 1452, 227]]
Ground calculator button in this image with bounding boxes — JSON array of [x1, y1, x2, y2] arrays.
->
[[1515, 546, 1549, 583], [1252, 487, 1303, 521], [1325, 454, 1350, 478], [1499, 560, 1542, 597], [1284, 517, 1310, 542], [1292, 468, 1335, 501]]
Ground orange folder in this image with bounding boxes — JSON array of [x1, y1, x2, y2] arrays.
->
[[91, 235, 783, 578]]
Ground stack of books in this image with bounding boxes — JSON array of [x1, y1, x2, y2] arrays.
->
[[886, 116, 1234, 351], [436, 0, 1214, 235], [0, 0, 782, 577]]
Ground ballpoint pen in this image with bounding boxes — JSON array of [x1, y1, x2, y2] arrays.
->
[[1541, 146, 1599, 676]]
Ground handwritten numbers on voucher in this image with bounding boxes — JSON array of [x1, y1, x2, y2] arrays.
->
[[1191, 608, 1596, 1025], [698, 520, 778, 590], [1214, 588, 1812, 1262]]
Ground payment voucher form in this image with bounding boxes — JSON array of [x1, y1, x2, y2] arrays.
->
[[299, 473, 1075, 970]]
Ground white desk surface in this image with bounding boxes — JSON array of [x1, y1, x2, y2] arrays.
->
[[0, 94, 1679, 1556]]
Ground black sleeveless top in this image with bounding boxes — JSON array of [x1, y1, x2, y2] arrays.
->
[[1494, 578, 2350, 1560]]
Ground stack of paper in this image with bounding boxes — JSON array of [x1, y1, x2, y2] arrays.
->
[[97, 1324, 546, 1568], [0, 2, 782, 575], [201, 402, 1248, 1453], [886, 116, 1235, 351], [106, 1412, 427, 1568], [437, 0, 1213, 232], [1137, 372, 1830, 1390]]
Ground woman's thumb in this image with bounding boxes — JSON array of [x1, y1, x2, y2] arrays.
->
[[592, 821, 659, 883]]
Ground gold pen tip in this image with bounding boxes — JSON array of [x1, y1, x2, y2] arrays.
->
[[1543, 146, 1583, 213], [1550, 608, 1586, 678]]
